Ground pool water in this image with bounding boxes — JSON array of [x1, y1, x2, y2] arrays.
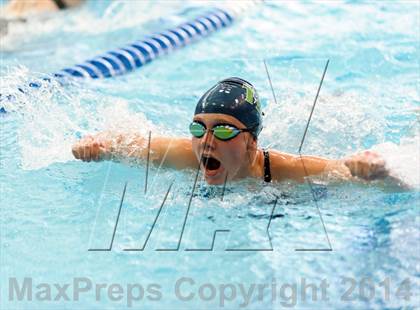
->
[[1, 1, 419, 309]]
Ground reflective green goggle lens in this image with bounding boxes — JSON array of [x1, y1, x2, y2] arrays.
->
[[189, 122, 206, 138], [212, 125, 240, 140], [189, 122, 241, 141]]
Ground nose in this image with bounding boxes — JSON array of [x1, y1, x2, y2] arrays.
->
[[200, 130, 216, 150]]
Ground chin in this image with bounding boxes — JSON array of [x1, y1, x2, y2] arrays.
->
[[202, 167, 227, 185], [204, 176, 225, 185]]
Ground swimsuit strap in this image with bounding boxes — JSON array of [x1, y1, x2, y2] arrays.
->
[[51, 0, 67, 9], [263, 149, 272, 183]]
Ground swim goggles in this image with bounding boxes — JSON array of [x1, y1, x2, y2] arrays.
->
[[189, 121, 254, 141]]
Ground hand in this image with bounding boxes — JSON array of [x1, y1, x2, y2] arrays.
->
[[72, 134, 109, 162], [344, 150, 388, 180]]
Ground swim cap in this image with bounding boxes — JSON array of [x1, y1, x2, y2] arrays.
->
[[194, 77, 263, 138]]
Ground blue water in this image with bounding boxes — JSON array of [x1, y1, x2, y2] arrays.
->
[[1, 1, 419, 309]]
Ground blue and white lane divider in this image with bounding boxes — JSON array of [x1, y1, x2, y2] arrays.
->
[[54, 8, 234, 79], [1, 1, 262, 112]]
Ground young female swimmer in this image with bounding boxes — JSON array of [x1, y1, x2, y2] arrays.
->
[[72, 77, 389, 185]]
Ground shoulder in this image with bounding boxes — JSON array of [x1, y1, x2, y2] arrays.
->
[[266, 150, 302, 181], [267, 150, 299, 166]]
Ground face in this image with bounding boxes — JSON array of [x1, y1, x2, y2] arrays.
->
[[191, 113, 257, 185]]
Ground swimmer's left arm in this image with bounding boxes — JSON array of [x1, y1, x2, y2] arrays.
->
[[270, 150, 389, 182]]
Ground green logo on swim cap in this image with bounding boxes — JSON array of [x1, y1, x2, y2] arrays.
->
[[242, 84, 261, 114], [195, 77, 263, 138]]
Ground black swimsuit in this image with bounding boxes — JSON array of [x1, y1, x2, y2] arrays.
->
[[263, 150, 272, 183]]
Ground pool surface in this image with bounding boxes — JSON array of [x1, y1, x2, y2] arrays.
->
[[1, 1, 419, 309]]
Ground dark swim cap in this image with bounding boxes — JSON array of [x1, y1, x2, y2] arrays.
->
[[194, 77, 263, 138]]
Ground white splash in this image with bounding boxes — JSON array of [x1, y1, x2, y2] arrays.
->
[[17, 85, 157, 170], [371, 136, 420, 189]]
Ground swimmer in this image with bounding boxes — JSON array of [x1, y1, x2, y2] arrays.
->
[[72, 77, 391, 185], [1, 0, 83, 36], [2, 0, 83, 18]]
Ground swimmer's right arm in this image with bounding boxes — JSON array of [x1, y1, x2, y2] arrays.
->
[[71, 131, 197, 169]]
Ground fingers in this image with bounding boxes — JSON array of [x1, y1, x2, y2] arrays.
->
[[370, 159, 388, 179], [344, 151, 388, 180], [91, 141, 101, 162], [72, 144, 80, 159], [361, 163, 372, 180], [72, 135, 102, 162], [364, 152, 387, 179], [81, 135, 92, 162], [83, 141, 91, 162]]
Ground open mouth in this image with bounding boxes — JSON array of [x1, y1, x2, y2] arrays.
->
[[201, 155, 221, 171], [200, 155, 225, 182]]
